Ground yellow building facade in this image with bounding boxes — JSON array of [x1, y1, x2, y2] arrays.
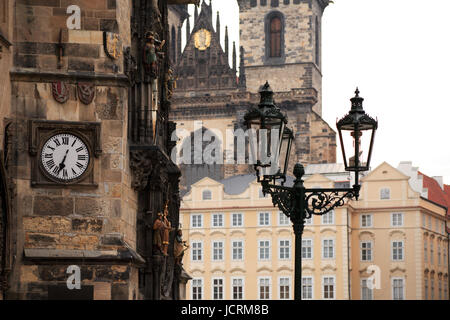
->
[[180, 162, 449, 300]]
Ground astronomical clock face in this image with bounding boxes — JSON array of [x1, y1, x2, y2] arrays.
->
[[40, 133, 90, 183], [194, 29, 211, 51]]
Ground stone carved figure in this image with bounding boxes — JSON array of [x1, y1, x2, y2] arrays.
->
[[153, 201, 173, 256], [174, 229, 189, 266], [143, 32, 165, 83], [165, 67, 177, 101]]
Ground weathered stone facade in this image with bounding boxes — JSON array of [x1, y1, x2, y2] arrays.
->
[[0, 0, 194, 300], [171, 0, 335, 192]]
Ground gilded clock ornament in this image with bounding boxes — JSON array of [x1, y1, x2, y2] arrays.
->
[[194, 29, 211, 51], [40, 133, 90, 183]]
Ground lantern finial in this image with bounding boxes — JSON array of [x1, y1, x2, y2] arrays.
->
[[350, 87, 364, 112]]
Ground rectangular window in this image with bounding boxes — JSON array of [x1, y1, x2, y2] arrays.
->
[[361, 241, 373, 261], [191, 241, 203, 261], [322, 210, 334, 224], [259, 278, 271, 300], [445, 282, 448, 300], [438, 280, 442, 300], [302, 239, 313, 259], [259, 240, 271, 260], [392, 241, 404, 261], [212, 213, 224, 228], [424, 239, 428, 263], [278, 212, 290, 226], [424, 279, 428, 300], [232, 213, 243, 227], [392, 278, 404, 300], [191, 214, 203, 228], [391, 213, 403, 227], [212, 241, 224, 261], [232, 278, 244, 300], [304, 216, 313, 225], [212, 278, 224, 300], [258, 212, 270, 226], [380, 188, 390, 200], [302, 277, 313, 300], [428, 216, 432, 229], [279, 277, 290, 300], [232, 240, 244, 261], [431, 279, 435, 300], [279, 240, 291, 260], [361, 278, 373, 300], [361, 214, 372, 227], [192, 279, 203, 300], [430, 241, 434, 264], [438, 243, 441, 265], [322, 239, 335, 259], [323, 276, 335, 300]]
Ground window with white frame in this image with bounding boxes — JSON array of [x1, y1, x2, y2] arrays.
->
[[258, 212, 270, 226], [431, 279, 435, 300], [212, 241, 224, 261], [437, 242, 441, 265], [191, 241, 203, 261], [279, 240, 291, 260], [302, 239, 313, 259], [191, 214, 203, 228], [361, 241, 373, 261], [422, 214, 426, 227], [322, 239, 335, 259], [212, 278, 224, 300], [392, 278, 404, 300], [232, 278, 244, 300], [202, 189, 212, 200], [279, 277, 290, 300], [302, 277, 313, 300], [212, 213, 224, 228], [258, 278, 271, 300], [428, 216, 432, 229], [391, 212, 403, 227], [361, 214, 372, 227], [304, 215, 313, 225], [322, 210, 334, 224], [438, 279, 442, 300], [424, 239, 428, 263], [361, 278, 373, 300], [445, 282, 448, 300], [258, 240, 271, 260], [232, 240, 244, 261], [441, 221, 445, 234], [424, 278, 428, 300], [278, 211, 290, 226], [192, 278, 203, 300], [430, 241, 434, 264], [323, 276, 335, 299], [231, 213, 243, 227], [392, 241, 404, 261], [380, 188, 390, 200], [444, 247, 447, 266]]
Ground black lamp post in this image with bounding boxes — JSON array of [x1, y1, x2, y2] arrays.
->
[[244, 83, 378, 300]]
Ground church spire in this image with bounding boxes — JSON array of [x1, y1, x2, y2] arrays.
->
[[194, 4, 198, 25], [225, 26, 229, 61], [216, 11, 220, 43], [238, 46, 246, 89], [232, 41, 237, 72], [186, 15, 191, 42]]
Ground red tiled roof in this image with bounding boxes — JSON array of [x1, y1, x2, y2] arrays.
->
[[419, 172, 450, 233]]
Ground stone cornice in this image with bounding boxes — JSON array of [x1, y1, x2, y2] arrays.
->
[[10, 69, 130, 87]]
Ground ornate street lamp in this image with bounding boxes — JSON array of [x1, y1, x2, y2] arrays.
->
[[244, 83, 378, 300]]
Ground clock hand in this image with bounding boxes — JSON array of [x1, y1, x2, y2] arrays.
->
[[58, 149, 69, 173]]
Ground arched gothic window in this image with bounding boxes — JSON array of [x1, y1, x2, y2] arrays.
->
[[270, 16, 282, 57], [265, 11, 285, 63], [171, 26, 176, 64]]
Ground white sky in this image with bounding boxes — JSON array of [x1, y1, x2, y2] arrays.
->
[[182, 0, 450, 185]]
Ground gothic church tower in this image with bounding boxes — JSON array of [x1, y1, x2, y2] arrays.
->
[[238, 0, 329, 116]]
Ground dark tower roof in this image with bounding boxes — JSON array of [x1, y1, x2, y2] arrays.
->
[[175, 0, 238, 94]]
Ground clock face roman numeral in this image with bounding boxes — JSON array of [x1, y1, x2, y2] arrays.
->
[[41, 133, 90, 182]]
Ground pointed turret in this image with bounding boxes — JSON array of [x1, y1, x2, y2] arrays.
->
[[216, 11, 220, 43], [194, 5, 198, 24], [186, 15, 191, 43], [232, 41, 237, 72], [225, 26, 229, 61], [238, 46, 246, 89]]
